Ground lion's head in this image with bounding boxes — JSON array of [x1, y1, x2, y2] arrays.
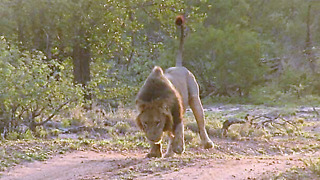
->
[[136, 100, 173, 143]]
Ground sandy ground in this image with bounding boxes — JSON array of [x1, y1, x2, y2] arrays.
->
[[1, 150, 306, 180]]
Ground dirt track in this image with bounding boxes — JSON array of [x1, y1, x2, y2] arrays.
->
[[1, 150, 307, 180], [2, 105, 320, 180]]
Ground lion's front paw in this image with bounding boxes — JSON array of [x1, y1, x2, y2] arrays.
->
[[172, 139, 185, 154], [164, 151, 174, 158], [146, 151, 162, 158], [173, 144, 184, 154], [147, 143, 162, 158], [202, 139, 214, 149]]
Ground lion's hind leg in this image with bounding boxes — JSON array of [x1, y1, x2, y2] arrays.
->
[[187, 74, 214, 149], [189, 95, 214, 149]]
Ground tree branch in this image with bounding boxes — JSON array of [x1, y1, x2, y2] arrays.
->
[[36, 101, 69, 126]]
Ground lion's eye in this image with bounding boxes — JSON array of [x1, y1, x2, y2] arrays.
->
[[156, 121, 161, 127], [142, 122, 147, 129]]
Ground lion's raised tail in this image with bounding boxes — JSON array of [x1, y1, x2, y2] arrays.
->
[[175, 15, 185, 67]]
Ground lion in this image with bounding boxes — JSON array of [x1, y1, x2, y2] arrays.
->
[[136, 66, 185, 157], [135, 15, 214, 158]]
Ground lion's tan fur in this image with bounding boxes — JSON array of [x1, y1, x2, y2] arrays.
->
[[135, 66, 213, 158], [135, 16, 213, 158], [136, 66, 185, 157], [164, 67, 192, 110], [165, 66, 214, 149]]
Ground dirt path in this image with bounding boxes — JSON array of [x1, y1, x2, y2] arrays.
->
[[1, 151, 142, 180], [146, 156, 302, 180], [1, 150, 306, 180]]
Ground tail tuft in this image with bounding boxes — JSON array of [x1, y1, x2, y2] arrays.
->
[[175, 15, 185, 26]]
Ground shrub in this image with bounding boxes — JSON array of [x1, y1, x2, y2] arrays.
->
[[181, 25, 265, 97], [0, 37, 84, 137]]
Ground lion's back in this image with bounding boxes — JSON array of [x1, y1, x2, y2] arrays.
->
[[164, 67, 190, 109]]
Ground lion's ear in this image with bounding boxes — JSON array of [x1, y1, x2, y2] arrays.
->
[[136, 114, 143, 130], [136, 99, 147, 112], [163, 114, 173, 132]]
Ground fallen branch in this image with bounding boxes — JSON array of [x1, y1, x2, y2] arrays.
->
[[221, 113, 300, 136], [222, 117, 246, 136], [312, 106, 319, 116]]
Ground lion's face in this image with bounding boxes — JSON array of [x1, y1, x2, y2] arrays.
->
[[136, 108, 172, 143]]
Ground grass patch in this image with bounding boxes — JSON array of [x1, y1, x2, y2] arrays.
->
[[0, 136, 149, 172], [273, 159, 320, 180]]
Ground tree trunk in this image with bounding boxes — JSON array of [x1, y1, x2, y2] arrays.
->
[[72, 42, 91, 85], [304, 4, 316, 73], [14, 0, 25, 45], [72, 28, 91, 100]]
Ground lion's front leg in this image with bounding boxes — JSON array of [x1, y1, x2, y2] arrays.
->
[[164, 123, 185, 157], [172, 122, 185, 154], [164, 135, 174, 158], [147, 142, 162, 158]]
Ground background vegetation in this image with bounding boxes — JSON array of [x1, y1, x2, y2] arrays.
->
[[1, 0, 320, 135], [1, 1, 320, 178]]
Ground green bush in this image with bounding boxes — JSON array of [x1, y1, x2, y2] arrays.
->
[[0, 37, 84, 136], [158, 25, 266, 98], [249, 66, 320, 105]]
